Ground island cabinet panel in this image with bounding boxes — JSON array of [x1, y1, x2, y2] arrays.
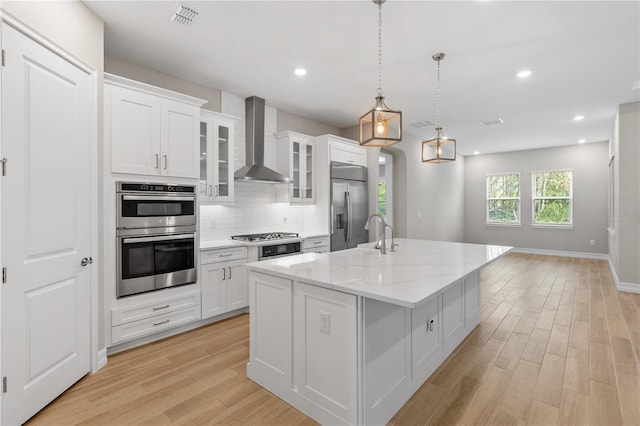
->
[[363, 299, 413, 425], [293, 283, 358, 425], [464, 272, 481, 328], [411, 294, 444, 384], [442, 281, 466, 354], [249, 272, 293, 389]]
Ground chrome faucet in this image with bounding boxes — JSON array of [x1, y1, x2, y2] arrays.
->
[[385, 224, 399, 252], [364, 214, 386, 254]]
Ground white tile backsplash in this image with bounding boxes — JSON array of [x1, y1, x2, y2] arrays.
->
[[203, 93, 325, 241]]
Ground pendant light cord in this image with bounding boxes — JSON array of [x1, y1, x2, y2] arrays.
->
[[377, 2, 383, 97], [436, 56, 441, 128]]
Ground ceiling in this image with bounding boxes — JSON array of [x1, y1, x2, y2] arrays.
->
[[84, 0, 640, 155]]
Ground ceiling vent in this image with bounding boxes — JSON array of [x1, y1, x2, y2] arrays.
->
[[410, 120, 437, 129], [169, 3, 199, 27], [480, 118, 504, 127]]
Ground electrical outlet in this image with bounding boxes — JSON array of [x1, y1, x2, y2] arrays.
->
[[319, 311, 331, 334], [417, 211, 422, 218], [590, 240, 595, 246]]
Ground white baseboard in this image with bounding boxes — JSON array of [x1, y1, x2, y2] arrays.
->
[[511, 247, 609, 260], [607, 257, 640, 294], [95, 348, 107, 372]]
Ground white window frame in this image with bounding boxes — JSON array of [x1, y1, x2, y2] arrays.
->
[[486, 172, 521, 226], [531, 169, 574, 229]]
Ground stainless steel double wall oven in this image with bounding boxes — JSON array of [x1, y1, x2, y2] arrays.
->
[[116, 182, 197, 298]]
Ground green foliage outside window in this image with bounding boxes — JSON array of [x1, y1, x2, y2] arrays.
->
[[533, 171, 572, 224], [378, 181, 386, 217], [487, 174, 520, 223]]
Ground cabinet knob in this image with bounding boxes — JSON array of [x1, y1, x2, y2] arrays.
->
[[80, 257, 93, 267]]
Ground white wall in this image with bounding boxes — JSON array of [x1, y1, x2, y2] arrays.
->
[[464, 142, 609, 254], [609, 102, 640, 288]]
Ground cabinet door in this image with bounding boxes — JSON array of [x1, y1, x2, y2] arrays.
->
[[464, 271, 481, 330], [110, 85, 161, 175], [411, 295, 443, 381], [212, 119, 234, 202], [301, 142, 315, 203], [248, 271, 293, 389], [201, 263, 227, 319], [294, 282, 357, 424], [442, 280, 465, 355], [225, 262, 247, 311], [162, 100, 199, 178], [199, 119, 213, 202], [291, 140, 302, 200]]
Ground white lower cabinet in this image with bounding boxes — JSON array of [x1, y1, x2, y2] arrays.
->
[[247, 269, 482, 426], [411, 295, 443, 382], [111, 289, 201, 345], [294, 283, 358, 425], [302, 236, 330, 254], [442, 280, 466, 354], [201, 247, 248, 319]]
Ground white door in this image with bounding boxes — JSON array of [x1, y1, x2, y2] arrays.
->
[[162, 100, 199, 178], [1, 23, 92, 425], [201, 263, 227, 319]]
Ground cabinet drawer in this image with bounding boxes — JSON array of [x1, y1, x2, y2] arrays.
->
[[112, 305, 201, 344], [111, 292, 200, 326], [330, 142, 367, 166], [201, 246, 247, 264], [303, 236, 329, 250]]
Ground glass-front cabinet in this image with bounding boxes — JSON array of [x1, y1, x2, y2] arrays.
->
[[276, 131, 315, 204], [200, 110, 236, 203]]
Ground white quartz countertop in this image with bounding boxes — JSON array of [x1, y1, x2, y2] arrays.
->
[[200, 239, 247, 250], [246, 238, 512, 308]]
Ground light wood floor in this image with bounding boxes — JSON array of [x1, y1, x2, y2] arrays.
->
[[27, 253, 640, 425]]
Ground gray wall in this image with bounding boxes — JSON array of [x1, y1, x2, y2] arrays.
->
[[342, 126, 463, 241], [277, 110, 341, 136], [609, 102, 639, 286], [105, 56, 222, 111], [464, 142, 609, 254]]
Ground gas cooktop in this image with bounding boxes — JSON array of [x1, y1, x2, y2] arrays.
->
[[230, 232, 299, 242]]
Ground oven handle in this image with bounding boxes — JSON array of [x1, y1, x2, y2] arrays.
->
[[122, 195, 195, 202], [122, 233, 194, 244]]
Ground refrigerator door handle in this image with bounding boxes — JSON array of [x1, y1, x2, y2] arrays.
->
[[346, 191, 352, 243], [344, 191, 349, 243], [331, 204, 335, 234]]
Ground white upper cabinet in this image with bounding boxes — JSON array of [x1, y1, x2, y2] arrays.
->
[[276, 131, 315, 204], [199, 110, 237, 203], [105, 73, 206, 179]]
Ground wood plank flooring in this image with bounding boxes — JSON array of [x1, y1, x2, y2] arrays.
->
[[27, 253, 640, 425]]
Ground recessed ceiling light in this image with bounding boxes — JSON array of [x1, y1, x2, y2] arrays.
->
[[294, 68, 307, 76], [516, 70, 531, 79], [474, 151, 480, 155], [578, 139, 586, 144], [573, 115, 585, 121]]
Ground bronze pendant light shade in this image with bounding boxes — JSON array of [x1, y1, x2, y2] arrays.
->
[[422, 53, 456, 163], [359, 0, 403, 148]]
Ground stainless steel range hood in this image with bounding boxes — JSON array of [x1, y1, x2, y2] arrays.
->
[[234, 96, 290, 183]]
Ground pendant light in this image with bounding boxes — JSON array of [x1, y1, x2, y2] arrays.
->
[[422, 53, 456, 163], [359, 0, 402, 147]]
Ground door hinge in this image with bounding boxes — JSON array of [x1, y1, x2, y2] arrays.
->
[[2, 267, 5, 284], [2, 377, 6, 393], [1, 158, 6, 176]]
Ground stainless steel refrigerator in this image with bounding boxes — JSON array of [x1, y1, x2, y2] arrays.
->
[[330, 161, 369, 251]]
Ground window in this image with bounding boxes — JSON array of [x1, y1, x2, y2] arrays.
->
[[532, 170, 573, 226], [486, 173, 520, 224], [378, 152, 393, 226]]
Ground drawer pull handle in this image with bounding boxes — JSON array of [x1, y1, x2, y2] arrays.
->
[[313, 241, 322, 245], [428, 319, 435, 332], [153, 305, 170, 311], [153, 319, 170, 326], [219, 253, 233, 257]]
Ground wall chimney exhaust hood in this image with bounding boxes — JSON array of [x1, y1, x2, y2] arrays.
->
[[234, 96, 290, 183]]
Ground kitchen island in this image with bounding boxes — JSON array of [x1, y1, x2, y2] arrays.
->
[[245, 239, 511, 425]]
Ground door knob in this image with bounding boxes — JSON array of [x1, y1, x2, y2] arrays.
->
[[81, 257, 93, 267]]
